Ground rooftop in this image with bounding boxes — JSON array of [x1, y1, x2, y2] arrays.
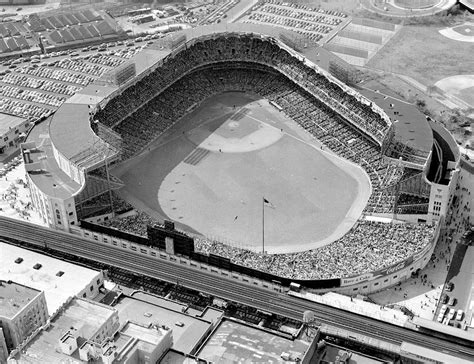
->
[[319, 343, 385, 364], [197, 318, 309, 363], [112, 321, 170, 363], [0, 280, 40, 318], [357, 84, 433, 159], [115, 294, 216, 354], [0, 242, 101, 314], [0, 113, 26, 136], [16, 297, 117, 363], [24, 117, 82, 199], [160, 349, 200, 364]]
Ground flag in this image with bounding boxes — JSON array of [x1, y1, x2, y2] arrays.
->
[[263, 197, 275, 209]]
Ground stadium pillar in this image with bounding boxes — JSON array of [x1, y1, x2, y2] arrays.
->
[[262, 197, 265, 254]]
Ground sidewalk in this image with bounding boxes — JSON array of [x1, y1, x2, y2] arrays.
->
[[370, 176, 473, 322], [0, 159, 45, 226]]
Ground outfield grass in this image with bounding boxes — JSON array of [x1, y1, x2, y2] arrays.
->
[[113, 92, 370, 254], [367, 24, 474, 86]]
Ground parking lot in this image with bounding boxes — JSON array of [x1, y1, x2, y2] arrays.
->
[[434, 233, 474, 329], [0, 34, 162, 121], [239, 0, 349, 44]]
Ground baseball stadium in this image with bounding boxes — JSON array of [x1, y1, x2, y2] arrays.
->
[[22, 23, 460, 291]]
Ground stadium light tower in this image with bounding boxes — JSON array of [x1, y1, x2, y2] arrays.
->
[[92, 119, 115, 218]]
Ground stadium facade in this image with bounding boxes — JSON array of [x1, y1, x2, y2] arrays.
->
[[21, 24, 461, 294]]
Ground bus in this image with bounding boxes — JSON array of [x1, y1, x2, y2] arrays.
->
[[289, 282, 301, 292]]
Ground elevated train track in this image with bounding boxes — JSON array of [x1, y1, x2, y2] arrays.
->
[[0, 217, 472, 360]]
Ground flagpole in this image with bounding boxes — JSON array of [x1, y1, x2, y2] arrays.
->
[[262, 197, 265, 254]]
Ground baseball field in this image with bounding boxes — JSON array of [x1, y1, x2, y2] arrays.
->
[[112, 92, 371, 254]]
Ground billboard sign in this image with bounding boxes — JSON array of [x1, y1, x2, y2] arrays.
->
[[341, 256, 414, 287]]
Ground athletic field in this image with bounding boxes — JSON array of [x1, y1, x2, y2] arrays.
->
[[113, 92, 371, 254]]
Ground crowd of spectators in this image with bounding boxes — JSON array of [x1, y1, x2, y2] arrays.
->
[[242, 0, 347, 43], [102, 211, 435, 280], [96, 34, 390, 142]]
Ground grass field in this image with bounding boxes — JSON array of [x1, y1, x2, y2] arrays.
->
[[367, 24, 474, 85], [113, 92, 370, 254]]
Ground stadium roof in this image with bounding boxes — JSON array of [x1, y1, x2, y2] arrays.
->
[[50, 90, 110, 161], [25, 117, 82, 199], [357, 86, 433, 158]]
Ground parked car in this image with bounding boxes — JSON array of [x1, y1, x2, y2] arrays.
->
[[440, 304, 448, 316], [437, 312, 444, 323], [447, 308, 456, 320], [456, 310, 464, 321], [448, 297, 457, 306]]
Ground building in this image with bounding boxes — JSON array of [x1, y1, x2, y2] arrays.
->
[[0, 280, 48, 354], [10, 296, 120, 363], [8, 295, 174, 364], [0, 242, 105, 314], [95, 321, 172, 364], [114, 292, 221, 355], [0, 113, 30, 162]]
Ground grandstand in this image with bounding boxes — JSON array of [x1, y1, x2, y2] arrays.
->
[[22, 24, 460, 290]]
